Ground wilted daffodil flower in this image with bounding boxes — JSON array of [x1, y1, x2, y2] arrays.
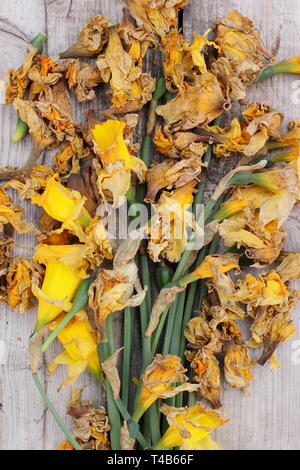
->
[[179, 254, 240, 287], [60, 15, 110, 59], [132, 355, 198, 423], [31, 174, 91, 228], [153, 403, 227, 450], [97, 28, 155, 113], [89, 262, 146, 342], [161, 28, 220, 93], [91, 118, 147, 207], [156, 73, 228, 131], [33, 244, 89, 332], [207, 103, 283, 158], [127, 0, 189, 38], [224, 342, 256, 390], [268, 119, 300, 150], [148, 180, 199, 263], [211, 10, 273, 99], [0, 187, 35, 234], [48, 310, 101, 389], [234, 271, 289, 307]]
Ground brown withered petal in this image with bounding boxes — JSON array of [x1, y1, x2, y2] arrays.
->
[[154, 127, 208, 160], [59, 59, 103, 102], [67, 389, 111, 450], [145, 284, 186, 337], [102, 348, 123, 400], [145, 156, 204, 203], [258, 312, 296, 366], [0, 237, 14, 277], [5, 44, 37, 105], [34, 80, 76, 143], [120, 421, 136, 451], [4, 165, 54, 201], [60, 15, 110, 58], [13, 98, 57, 173], [224, 342, 256, 391], [185, 315, 223, 354], [6, 258, 43, 314], [277, 253, 300, 282], [0, 187, 35, 234]]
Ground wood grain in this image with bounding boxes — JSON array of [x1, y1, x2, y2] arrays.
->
[[0, 0, 300, 450]]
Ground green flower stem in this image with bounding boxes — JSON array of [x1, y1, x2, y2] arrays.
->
[[12, 33, 47, 143], [41, 279, 93, 353], [113, 398, 149, 449], [32, 373, 81, 450], [146, 77, 168, 136], [98, 317, 121, 450], [122, 307, 134, 409], [162, 297, 179, 356], [137, 252, 161, 446]]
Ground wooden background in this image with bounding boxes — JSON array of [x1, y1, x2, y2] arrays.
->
[[0, 0, 300, 450]]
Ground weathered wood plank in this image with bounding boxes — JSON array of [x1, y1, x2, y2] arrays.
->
[[184, 0, 300, 450]]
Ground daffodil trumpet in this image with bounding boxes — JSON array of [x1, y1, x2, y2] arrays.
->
[[256, 57, 300, 83], [41, 278, 93, 352], [33, 244, 89, 333], [31, 174, 92, 229]]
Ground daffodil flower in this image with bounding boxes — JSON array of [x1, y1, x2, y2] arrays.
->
[[153, 403, 227, 450], [91, 119, 147, 207], [148, 181, 199, 263], [33, 244, 89, 332], [89, 262, 146, 342], [48, 310, 101, 389], [132, 355, 198, 423], [179, 254, 240, 287], [31, 174, 91, 228]]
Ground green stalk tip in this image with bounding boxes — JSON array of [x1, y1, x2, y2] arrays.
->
[[30, 33, 47, 54], [11, 118, 29, 143]]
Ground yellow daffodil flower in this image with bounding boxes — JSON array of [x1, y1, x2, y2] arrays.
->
[[48, 310, 101, 389], [153, 403, 227, 450], [91, 119, 147, 207], [33, 244, 89, 332], [132, 355, 198, 423], [31, 174, 91, 228]]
